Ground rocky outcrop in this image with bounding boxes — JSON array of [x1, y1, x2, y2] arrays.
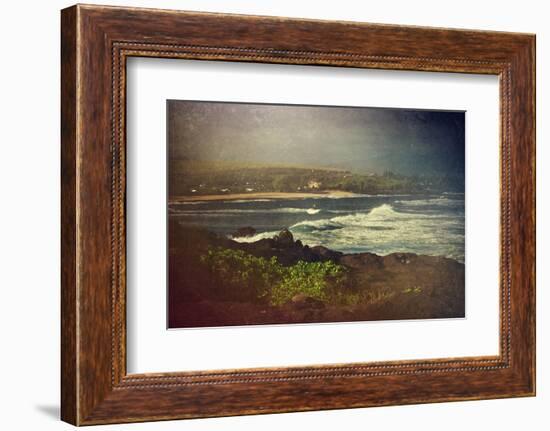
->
[[168, 223, 466, 328], [340, 252, 384, 270], [231, 226, 257, 238], [273, 228, 294, 247], [310, 245, 343, 262], [233, 228, 343, 266]]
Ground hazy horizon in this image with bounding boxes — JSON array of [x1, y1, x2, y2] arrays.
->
[[168, 100, 465, 177]]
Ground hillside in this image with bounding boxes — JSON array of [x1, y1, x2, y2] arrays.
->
[[169, 160, 463, 197]]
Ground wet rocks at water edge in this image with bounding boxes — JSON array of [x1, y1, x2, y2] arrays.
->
[[236, 228, 343, 266], [310, 245, 344, 262], [273, 228, 295, 247], [231, 226, 256, 238]]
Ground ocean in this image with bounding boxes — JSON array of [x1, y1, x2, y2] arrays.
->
[[169, 193, 465, 263]]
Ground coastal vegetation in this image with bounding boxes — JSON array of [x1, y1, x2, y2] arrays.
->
[[168, 222, 465, 328], [169, 160, 464, 197], [201, 247, 347, 306]]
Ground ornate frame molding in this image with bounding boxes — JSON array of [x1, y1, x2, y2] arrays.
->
[[61, 5, 535, 425]]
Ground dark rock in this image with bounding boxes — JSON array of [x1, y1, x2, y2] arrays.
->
[[310, 245, 343, 262], [231, 226, 256, 238], [248, 238, 275, 252], [383, 253, 417, 267], [273, 229, 295, 247], [230, 228, 348, 266], [340, 252, 384, 270]]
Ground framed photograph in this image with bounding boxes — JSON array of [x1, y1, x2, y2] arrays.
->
[[61, 4, 535, 425], [166, 100, 466, 328]]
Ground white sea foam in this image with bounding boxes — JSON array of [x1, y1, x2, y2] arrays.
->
[[232, 203, 464, 262], [394, 197, 463, 207], [230, 230, 281, 242]]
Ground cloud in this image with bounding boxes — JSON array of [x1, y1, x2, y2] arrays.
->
[[168, 100, 464, 176]]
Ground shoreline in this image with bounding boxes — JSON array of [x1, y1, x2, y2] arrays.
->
[[229, 232, 464, 265], [168, 223, 465, 328], [170, 190, 361, 202]]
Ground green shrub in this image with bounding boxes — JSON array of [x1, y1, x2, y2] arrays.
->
[[200, 247, 282, 300], [200, 247, 346, 305], [271, 260, 345, 305]]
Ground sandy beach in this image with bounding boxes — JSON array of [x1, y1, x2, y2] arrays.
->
[[170, 190, 360, 202]]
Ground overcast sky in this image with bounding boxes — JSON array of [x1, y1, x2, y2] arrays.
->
[[168, 100, 465, 177]]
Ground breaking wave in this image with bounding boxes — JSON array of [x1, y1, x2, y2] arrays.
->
[[232, 203, 464, 262]]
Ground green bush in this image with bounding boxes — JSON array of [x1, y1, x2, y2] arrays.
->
[[271, 260, 345, 305], [200, 247, 346, 305], [200, 247, 282, 300]]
